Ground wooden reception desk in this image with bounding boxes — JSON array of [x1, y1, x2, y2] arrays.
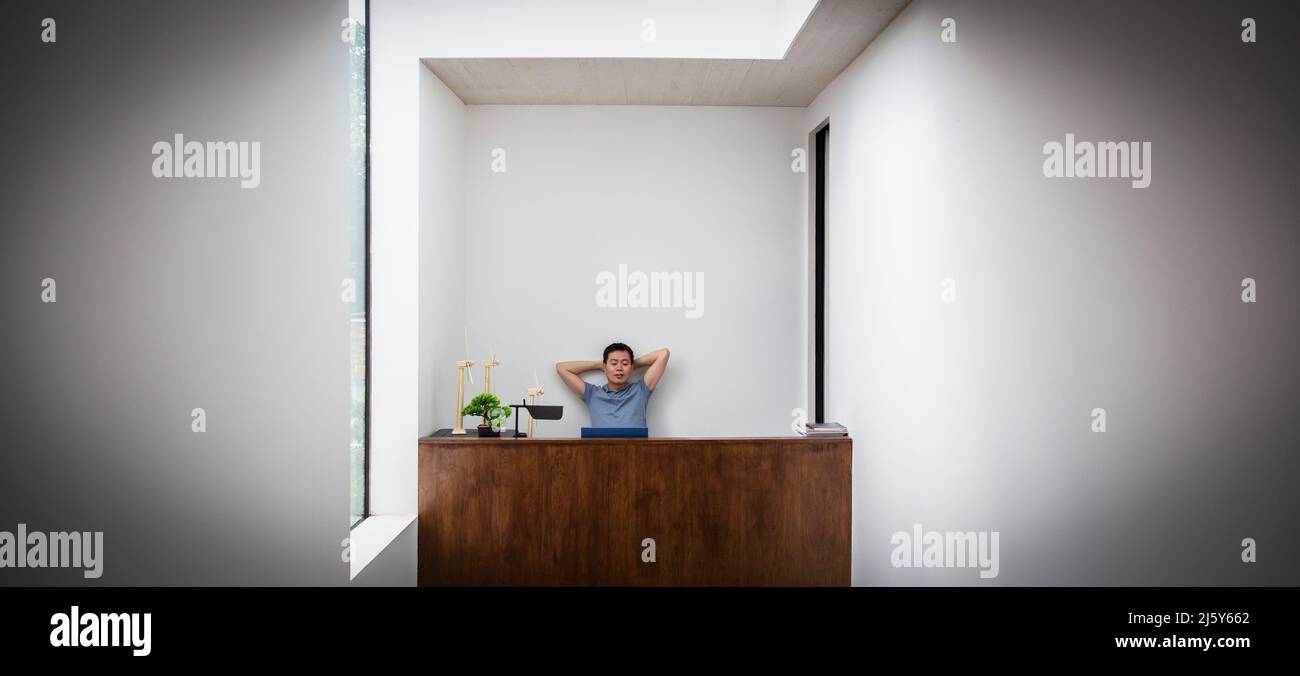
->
[[417, 435, 851, 586]]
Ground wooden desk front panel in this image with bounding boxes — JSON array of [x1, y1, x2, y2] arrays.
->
[[417, 437, 851, 586]]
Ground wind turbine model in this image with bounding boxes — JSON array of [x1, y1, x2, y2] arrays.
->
[[481, 347, 501, 395], [452, 329, 475, 435], [526, 370, 544, 438]]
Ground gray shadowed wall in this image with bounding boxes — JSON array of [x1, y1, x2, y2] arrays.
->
[[0, 0, 355, 585], [805, 0, 1299, 585]]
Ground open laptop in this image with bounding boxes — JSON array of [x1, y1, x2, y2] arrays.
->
[[580, 427, 648, 438]]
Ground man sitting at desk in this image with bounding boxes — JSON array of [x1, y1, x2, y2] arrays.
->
[[556, 343, 670, 428]]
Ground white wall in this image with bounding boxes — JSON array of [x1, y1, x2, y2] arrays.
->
[[419, 67, 467, 437], [369, 0, 423, 517], [461, 105, 807, 437], [803, 0, 1300, 585]]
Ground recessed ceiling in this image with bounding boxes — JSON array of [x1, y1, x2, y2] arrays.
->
[[411, 0, 819, 60], [422, 0, 911, 107]]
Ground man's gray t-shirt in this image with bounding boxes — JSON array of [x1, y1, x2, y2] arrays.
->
[[583, 380, 652, 428]]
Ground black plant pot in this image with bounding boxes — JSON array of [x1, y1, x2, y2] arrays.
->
[[477, 424, 500, 437]]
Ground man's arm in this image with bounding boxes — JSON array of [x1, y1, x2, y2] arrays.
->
[[555, 359, 603, 397], [634, 347, 671, 391]]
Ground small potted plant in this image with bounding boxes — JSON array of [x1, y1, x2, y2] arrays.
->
[[462, 393, 511, 437]]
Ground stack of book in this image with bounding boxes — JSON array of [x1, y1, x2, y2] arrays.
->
[[797, 422, 848, 437]]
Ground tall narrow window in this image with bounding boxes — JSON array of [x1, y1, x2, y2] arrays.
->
[[813, 122, 828, 424], [348, 0, 370, 528]]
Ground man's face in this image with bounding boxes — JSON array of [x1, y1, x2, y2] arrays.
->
[[604, 350, 632, 387]]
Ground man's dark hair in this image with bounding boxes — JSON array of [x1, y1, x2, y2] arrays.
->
[[603, 342, 634, 363]]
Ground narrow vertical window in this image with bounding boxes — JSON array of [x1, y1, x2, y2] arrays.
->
[[348, 0, 370, 528]]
